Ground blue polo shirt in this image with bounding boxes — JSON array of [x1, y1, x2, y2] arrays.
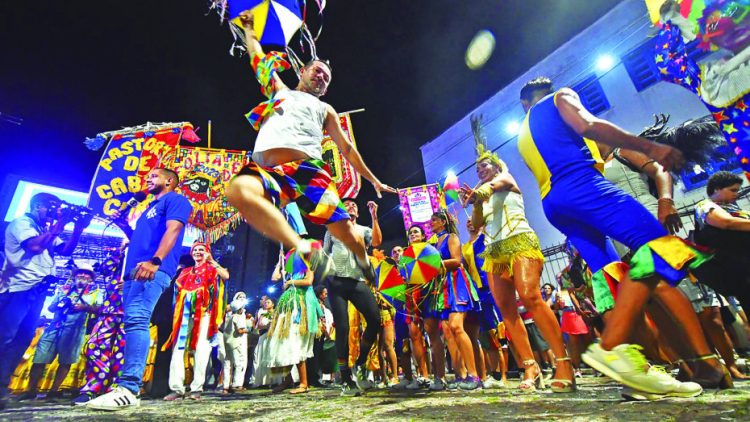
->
[[124, 191, 192, 278]]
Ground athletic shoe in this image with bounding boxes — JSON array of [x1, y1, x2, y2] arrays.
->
[[71, 393, 94, 406], [340, 381, 362, 397], [582, 343, 698, 395], [446, 377, 463, 390], [45, 391, 63, 400], [302, 242, 333, 281], [645, 366, 702, 397], [459, 376, 482, 391], [87, 386, 140, 411], [482, 377, 505, 389], [15, 391, 37, 401], [163, 392, 184, 401], [406, 377, 430, 390], [429, 378, 447, 391], [391, 378, 411, 390], [352, 364, 374, 390]]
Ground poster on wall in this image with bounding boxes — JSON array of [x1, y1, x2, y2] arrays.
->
[[397, 183, 445, 241]]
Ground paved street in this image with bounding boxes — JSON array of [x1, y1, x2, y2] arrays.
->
[[3, 377, 749, 421]]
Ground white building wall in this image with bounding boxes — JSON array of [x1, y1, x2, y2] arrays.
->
[[419, 0, 724, 250]]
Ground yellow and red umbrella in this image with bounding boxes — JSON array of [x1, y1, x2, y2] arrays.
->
[[375, 259, 406, 301], [400, 242, 442, 286]]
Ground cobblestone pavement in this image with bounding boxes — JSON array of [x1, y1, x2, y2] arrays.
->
[[2, 377, 749, 421]]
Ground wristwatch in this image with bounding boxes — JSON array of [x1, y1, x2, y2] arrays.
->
[[150, 256, 162, 266]]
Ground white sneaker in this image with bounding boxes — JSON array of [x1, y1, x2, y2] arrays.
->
[[482, 377, 505, 389], [582, 343, 700, 395], [645, 366, 703, 397], [352, 365, 374, 390], [87, 386, 140, 411]]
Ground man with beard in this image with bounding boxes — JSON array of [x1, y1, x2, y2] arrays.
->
[[87, 168, 192, 411]]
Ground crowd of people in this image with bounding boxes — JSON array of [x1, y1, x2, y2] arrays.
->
[[1, 1, 749, 412]]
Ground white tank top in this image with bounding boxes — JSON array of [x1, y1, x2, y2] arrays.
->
[[482, 190, 534, 244], [252, 89, 329, 163]]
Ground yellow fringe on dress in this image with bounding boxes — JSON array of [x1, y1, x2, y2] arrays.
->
[[480, 232, 544, 277]]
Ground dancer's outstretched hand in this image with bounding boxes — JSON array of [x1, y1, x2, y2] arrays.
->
[[647, 143, 684, 172], [372, 181, 397, 198], [658, 199, 683, 234], [459, 183, 477, 207]]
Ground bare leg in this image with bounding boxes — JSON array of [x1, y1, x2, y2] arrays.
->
[[409, 322, 430, 378], [699, 307, 747, 379], [289, 361, 309, 393], [49, 364, 71, 393], [448, 312, 477, 378], [442, 323, 462, 377], [487, 271, 540, 385], [24, 364, 45, 395], [652, 282, 723, 372], [464, 316, 484, 380], [513, 258, 572, 384], [226, 175, 302, 249], [382, 324, 399, 382], [424, 318, 446, 380], [599, 275, 658, 350]]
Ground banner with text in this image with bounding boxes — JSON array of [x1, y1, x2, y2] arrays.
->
[[397, 183, 446, 241], [87, 124, 188, 219]]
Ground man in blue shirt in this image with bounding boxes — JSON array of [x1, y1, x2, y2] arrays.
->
[[88, 168, 192, 411]]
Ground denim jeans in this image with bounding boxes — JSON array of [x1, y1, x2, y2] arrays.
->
[[118, 271, 170, 395], [0, 286, 46, 398]]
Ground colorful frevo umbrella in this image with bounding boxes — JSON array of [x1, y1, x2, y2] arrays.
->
[[285, 247, 309, 279], [442, 173, 460, 205], [400, 242, 443, 286], [228, 0, 304, 47], [376, 259, 406, 301]]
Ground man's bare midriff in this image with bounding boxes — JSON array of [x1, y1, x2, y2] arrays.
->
[[254, 148, 312, 167]]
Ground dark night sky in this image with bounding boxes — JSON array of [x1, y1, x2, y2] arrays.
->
[[0, 0, 624, 247]]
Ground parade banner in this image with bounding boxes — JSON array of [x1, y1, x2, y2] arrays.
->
[[397, 184, 446, 240], [322, 113, 362, 199], [87, 124, 190, 219], [166, 146, 249, 242]]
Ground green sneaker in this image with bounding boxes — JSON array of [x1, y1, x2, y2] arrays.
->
[[582, 343, 698, 395]]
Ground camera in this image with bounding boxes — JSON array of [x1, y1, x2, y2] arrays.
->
[[59, 201, 94, 223]]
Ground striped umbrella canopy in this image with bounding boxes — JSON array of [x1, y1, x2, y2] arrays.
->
[[400, 242, 442, 286]]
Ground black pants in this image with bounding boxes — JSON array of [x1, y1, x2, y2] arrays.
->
[[326, 277, 381, 368]]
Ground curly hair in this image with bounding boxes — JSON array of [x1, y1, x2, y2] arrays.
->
[[706, 171, 743, 195]]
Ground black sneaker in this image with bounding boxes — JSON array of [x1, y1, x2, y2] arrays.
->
[[15, 391, 37, 402], [340, 381, 362, 397], [46, 391, 64, 401], [72, 393, 93, 406]]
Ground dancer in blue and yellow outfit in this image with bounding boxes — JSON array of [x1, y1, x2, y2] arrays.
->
[[430, 210, 482, 390], [515, 77, 726, 397]]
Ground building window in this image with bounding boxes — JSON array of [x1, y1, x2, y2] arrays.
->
[[573, 75, 611, 115], [623, 40, 661, 92]]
